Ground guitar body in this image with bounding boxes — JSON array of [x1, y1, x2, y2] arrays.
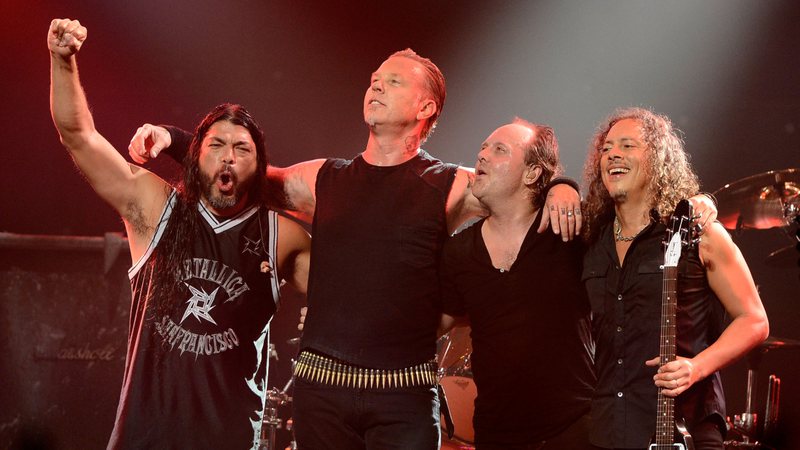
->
[[648, 199, 697, 450], [675, 418, 695, 450]]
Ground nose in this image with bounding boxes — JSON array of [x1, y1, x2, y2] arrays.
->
[[477, 147, 489, 163], [371, 79, 384, 93], [220, 146, 235, 164], [605, 145, 622, 160]]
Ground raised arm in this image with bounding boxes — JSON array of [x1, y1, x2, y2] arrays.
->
[[49, 18, 169, 260]]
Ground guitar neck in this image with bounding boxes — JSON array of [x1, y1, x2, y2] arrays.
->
[[655, 265, 678, 446]]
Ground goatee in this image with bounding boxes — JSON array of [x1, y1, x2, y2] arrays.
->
[[199, 167, 254, 210]]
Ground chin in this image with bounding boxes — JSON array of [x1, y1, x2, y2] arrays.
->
[[610, 190, 628, 203], [211, 199, 238, 211], [208, 191, 239, 210], [470, 187, 486, 201]]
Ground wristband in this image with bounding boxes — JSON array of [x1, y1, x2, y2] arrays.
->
[[545, 176, 580, 195]]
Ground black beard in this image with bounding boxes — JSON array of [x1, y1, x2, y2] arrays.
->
[[198, 167, 254, 211]]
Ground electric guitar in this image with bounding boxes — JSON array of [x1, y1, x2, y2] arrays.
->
[[649, 199, 696, 450]]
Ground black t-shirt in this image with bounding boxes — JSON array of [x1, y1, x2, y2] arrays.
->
[[440, 212, 596, 446]]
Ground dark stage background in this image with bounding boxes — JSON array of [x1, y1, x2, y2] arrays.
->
[[1, 0, 798, 449]]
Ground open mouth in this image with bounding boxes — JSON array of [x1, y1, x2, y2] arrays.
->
[[608, 167, 629, 175], [217, 171, 235, 194]]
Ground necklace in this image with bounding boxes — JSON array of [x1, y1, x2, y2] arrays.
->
[[614, 216, 648, 242]]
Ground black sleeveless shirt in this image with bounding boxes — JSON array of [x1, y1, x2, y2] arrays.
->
[[300, 150, 457, 369], [109, 191, 282, 450]]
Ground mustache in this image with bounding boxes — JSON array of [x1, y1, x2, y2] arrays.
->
[[214, 164, 238, 184]]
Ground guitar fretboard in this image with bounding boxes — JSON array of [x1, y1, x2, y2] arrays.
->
[[654, 265, 678, 447]]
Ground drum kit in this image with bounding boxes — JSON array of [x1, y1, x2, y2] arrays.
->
[[436, 169, 800, 450], [714, 168, 800, 449], [437, 326, 477, 449], [715, 168, 800, 269], [257, 339, 299, 450]]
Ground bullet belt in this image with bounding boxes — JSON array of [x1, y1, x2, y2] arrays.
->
[[294, 350, 438, 389]]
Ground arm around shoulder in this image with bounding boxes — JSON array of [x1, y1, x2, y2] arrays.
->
[[445, 166, 487, 234], [267, 159, 326, 224]]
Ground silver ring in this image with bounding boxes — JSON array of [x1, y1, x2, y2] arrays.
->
[[567, 210, 574, 217]]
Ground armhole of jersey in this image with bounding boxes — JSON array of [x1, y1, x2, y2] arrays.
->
[[128, 190, 178, 279], [267, 209, 281, 308]]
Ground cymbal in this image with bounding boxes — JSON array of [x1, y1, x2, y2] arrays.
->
[[759, 335, 800, 351], [714, 168, 800, 230]]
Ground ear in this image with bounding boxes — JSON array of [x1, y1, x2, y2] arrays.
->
[[416, 98, 437, 121], [524, 164, 543, 187]]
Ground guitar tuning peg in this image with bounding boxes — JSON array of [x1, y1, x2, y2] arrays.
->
[[693, 222, 703, 235]]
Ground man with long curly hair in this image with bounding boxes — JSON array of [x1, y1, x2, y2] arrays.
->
[[49, 19, 310, 449], [581, 107, 769, 449]]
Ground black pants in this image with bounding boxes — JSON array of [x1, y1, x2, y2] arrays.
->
[[292, 376, 440, 450]]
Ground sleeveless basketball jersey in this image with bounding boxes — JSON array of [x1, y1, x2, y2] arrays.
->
[[108, 190, 281, 450]]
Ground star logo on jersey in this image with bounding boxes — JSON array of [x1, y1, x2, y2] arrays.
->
[[242, 236, 262, 257], [180, 284, 220, 325]]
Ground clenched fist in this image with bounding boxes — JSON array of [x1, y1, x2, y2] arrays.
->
[[48, 18, 87, 58]]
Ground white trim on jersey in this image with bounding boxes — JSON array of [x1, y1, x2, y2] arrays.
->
[[198, 201, 259, 234], [266, 210, 281, 308], [250, 210, 280, 448], [128, 190, 178, 279]]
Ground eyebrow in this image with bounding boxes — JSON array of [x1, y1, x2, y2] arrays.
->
[[371, 72, 401, 79], [207, 136, 252, 147], [604, 137, 639, 144]]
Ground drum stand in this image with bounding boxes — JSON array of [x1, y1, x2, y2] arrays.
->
[[257, 374, 296, 450], [730, 360, 760, 446], [725, 339, 789, 450]]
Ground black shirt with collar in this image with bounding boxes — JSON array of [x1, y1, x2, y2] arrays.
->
[[582, 217, 726, 449]]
